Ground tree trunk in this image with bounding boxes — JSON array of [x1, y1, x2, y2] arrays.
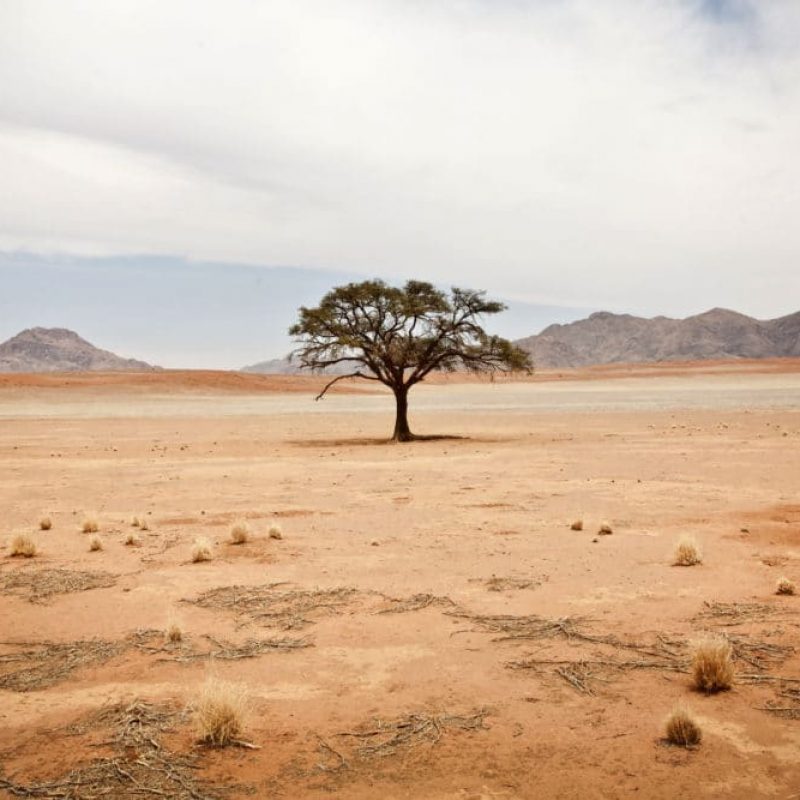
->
[[391, 385, 414, 442]]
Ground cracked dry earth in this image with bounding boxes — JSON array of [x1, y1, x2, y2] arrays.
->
[[1, 365, 799, 799]]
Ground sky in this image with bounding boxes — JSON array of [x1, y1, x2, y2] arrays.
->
[[1, 0, 799, 367]]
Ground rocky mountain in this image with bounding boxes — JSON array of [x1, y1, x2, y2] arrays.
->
[[0, 328, 156, 372], [516, 308, 800, 368], [244, 308, 800, 373]]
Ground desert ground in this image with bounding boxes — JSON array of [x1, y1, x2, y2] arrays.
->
[[1, 361, 799, 799]]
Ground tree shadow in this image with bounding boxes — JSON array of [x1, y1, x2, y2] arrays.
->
[[289, 434, 470, 448]]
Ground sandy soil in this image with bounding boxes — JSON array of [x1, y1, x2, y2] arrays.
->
[[1, 365, 799, 799]]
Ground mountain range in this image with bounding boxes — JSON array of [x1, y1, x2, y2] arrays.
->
[[1, 308, 799, 373], [0, 328, 155, 372], [516, 308, 800, 368], [243, 308, 800, 372]]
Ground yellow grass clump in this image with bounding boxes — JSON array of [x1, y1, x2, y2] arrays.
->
[[88, 535, 103, 552], [124, 531, 141, 546], [776, 577, 796, 596], [82, 517, 99, 534], [39, 517, 53, 531], [131, 515, 150, 531], [230, 522, 250, 545], [570, 519, 583, 531], [167, 621, 183, 643], [10, 534, 37, 558], [193, 678, 247, 746], [192, 538, 213, 563], [691, 636, 734, 693], [268, 523, 283, 540], [673, 535, 702, 566], [665, 706, 702, 747], [598, 522, 613, 535]]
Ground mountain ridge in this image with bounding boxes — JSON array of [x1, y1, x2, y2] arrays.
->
[[0, 327, 156, 372], [517, 307, 800, 368], [243, 307, 800, 373]]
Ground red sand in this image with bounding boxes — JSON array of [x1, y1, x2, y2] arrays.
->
[[0, 364, 799, 799]]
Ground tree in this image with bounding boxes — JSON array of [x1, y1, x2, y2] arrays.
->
[[289, 279, 532, 441]]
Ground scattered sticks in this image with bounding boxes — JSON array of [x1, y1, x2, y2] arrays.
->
[[316, 709, 488, 772], [378, 593, 455, 614], [174, 635, 312, 662], [187, 584, 360, 630], [0, 639, 125, 691], [0, 568, 117, 602], [0, 701, 230, 799], [483, 577, 543, 592], [693, 601, 780, 626]]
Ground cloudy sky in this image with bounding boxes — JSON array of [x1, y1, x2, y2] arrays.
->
[[1, 0, 799, 367]]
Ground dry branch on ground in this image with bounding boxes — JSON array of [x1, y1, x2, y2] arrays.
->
[[1, 700, 232, 799], [187, 584, 360, 629], [483, 577, 544, 592], [0, 568, 117, 602], [378, 593, 456, 614], [315, 709, 488, 772], [693, 601, 781, 626], [0, 639, 125, 691], [175, 635, 312, 662]]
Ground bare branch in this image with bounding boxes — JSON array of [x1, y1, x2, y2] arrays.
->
[[314, 371, 380, 401]]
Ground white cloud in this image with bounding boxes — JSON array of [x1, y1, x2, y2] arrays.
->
[[1, 0, 798, 317]]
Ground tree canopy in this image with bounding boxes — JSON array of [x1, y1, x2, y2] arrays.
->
[[290, 279, 532, 440]]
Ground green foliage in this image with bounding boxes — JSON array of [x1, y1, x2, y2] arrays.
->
[[290, 279, 532, 397]]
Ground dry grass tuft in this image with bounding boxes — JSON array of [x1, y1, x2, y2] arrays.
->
[[89, 535, 103, 552], [691, 636, 734, 693], [665, 706, 702, 747], [132, 515, 150, 531], [598, 522, 613, 535], [82, 517, 99, 534], [39, 517, 53, 531], [193, 677, 247, 746], [673, 535, 702, 566], [166, 621, 183, 644], [570, 519, 583, 531], [124, 531, 141, 546], [776, 577, 796, 596], [268, 523, 283, 540], [191, 538, 213, 563], [230, 522, 250, 545], [10, 534, 37, 558]]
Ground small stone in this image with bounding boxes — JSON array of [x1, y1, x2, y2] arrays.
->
[[370, 539, 380, 547], [570, 519, 583, 531]]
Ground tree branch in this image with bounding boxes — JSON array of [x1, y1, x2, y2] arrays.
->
[[314, 371, 380, 401]]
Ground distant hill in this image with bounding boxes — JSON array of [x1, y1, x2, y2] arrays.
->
[[241, 356, 351, 375], [241, 356, 299, 375], [515, 308, 800, 368], [0, 328, 156, 372]]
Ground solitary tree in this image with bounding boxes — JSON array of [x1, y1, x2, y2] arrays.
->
[[289, 280, 532, 441]]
